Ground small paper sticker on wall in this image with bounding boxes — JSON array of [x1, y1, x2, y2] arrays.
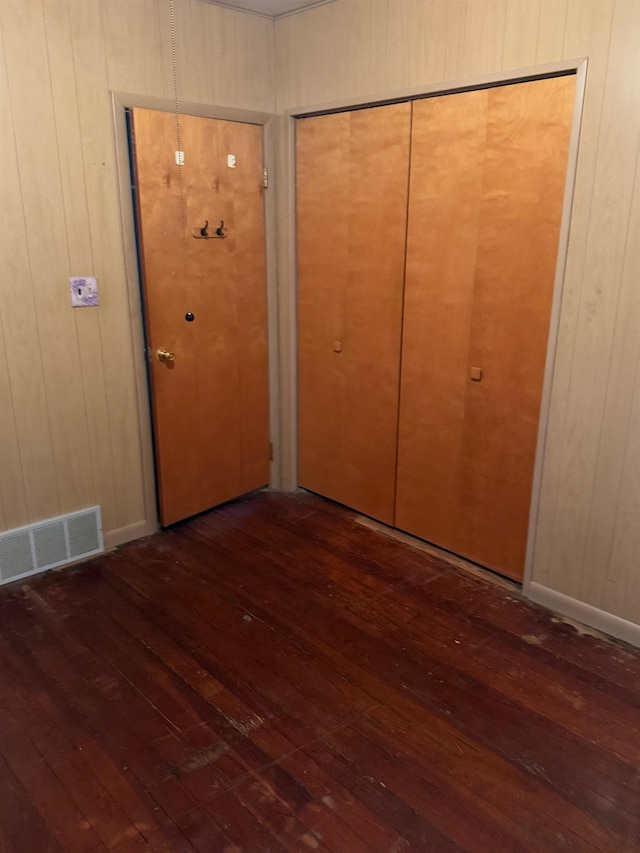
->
[[69, 276, 99, 308]]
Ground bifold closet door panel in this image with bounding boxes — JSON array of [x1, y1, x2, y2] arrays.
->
[[296, 104, 411, 524], [396, 76, 575, 580], [395, 89, 489, 557], [461, 75, 575, 577]]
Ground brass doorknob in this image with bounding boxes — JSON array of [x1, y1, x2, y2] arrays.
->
[[157, 348, 176, 362]]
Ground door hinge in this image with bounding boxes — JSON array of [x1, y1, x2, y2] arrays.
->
[[269, 442, 274, 461], [262, 167, 268, 189]]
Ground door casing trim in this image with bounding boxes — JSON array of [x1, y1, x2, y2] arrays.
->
[[111, 92, 280, 537]]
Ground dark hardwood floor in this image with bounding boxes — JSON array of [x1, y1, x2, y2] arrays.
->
[[0, 490, 639, 852]]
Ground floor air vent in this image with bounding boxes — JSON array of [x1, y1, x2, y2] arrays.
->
[[0, 507, 103, 586]]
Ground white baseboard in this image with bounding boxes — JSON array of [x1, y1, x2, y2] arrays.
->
[[527, 582, 640, 649], [103, 520, 157, 551]]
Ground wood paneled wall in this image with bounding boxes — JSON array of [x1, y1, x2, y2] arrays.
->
[[0, 0, 274, 541], [275, 0, 640, 628]]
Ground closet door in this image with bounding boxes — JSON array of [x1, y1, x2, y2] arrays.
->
[[395, 76, 575, 580], [296, 104, 411, 524]]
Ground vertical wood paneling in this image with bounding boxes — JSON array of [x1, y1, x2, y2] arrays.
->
[[341, 1, 372, 100], [0, 324, 26, 532], [178, 0, 210, 103], [275, 0, 640, 629], [603, 158, 640, 623], [204, 9, 239, 106], [68, 0, 145, 532], [275, 2, 361, 109], [574, 0, 640, 609], [43, 1, 116, 531], [0, 28, 31, 531], [141, 0, 167, 96], [0, 0, 274, 541], [1, 0, 90, 520], [502, 0, 541, 70], [233, 8, 274, 110], [102, 0, 165, 98], [367, 0, 412, 94], [101, 0, 148, 95], [532, 0, 615, 584], [460, 0, 508, 78], [536, 0, 633, 597], [536, 0, 568, 64], [157, 0, 177, 100], [407, 1, 447, 88], [443, 0, 467, 80]]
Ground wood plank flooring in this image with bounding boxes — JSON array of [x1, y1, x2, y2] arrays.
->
[[0, 490, 639, 852]]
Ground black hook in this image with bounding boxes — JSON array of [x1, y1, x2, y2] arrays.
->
[[193, 219, 227, 239]]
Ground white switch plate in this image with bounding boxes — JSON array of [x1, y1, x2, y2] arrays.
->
[[227, 153, 236, 168], [69, 276, 99, 308]]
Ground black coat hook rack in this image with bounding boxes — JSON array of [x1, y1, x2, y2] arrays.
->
[[192, 220, 228, 239]]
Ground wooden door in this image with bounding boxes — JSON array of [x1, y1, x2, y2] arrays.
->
[[296, 103, 411, 524], [131, 109, 269, 526], [395, 76, 575, 580]]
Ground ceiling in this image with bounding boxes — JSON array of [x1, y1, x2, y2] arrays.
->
[[201, 0, 335, 18]]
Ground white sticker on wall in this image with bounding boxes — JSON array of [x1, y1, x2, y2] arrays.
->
[[69, 277, 99, 308]]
